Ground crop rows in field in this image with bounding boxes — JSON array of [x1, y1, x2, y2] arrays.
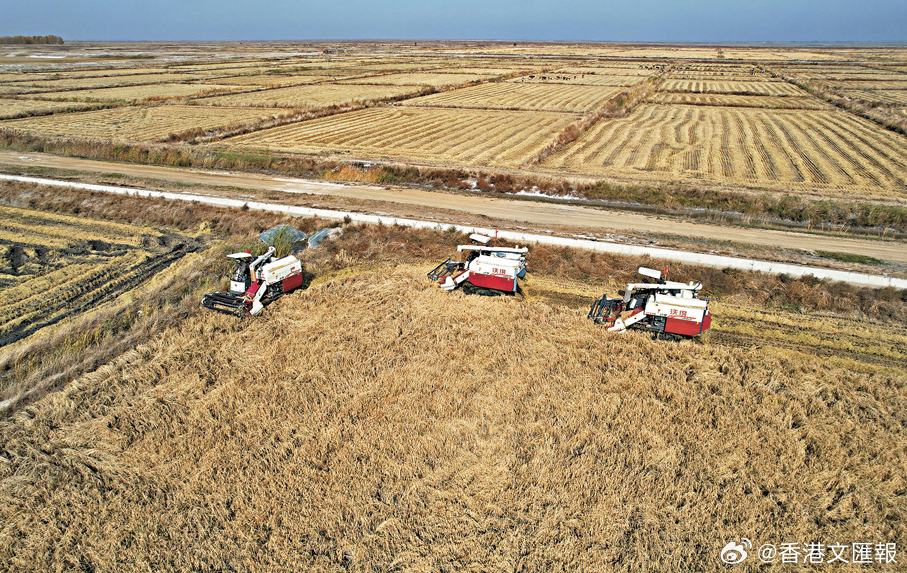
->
[[542, 104, 907, 197], [227, 106, 576, 168], [337, 72, 494, 86], [19, 73, 212, 91], [659, 80, 807, 96], [836, 89, 907, 105], [210, 75, 322, 86], [36, 83, 243, 102], [0, 98, 101, 119], [0, 105, 285, 142], [198, 83, 424, 108], [403, 82, 622, 113], [647, 92, 832, 110], [0, 206, 198, 347], [506, 73, 639, 87]]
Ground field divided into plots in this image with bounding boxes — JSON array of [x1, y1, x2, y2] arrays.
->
[[227, 106, 576, 168], [34, 83, 242, 103], [0, 105, 284, 142], [542, 104, 907, 198], [403, 82, 623, 112]]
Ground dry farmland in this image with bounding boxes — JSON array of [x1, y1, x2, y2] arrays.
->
[[0, 260, 904, 572], [0, 105, 287, 142], [35, 83, 242, 102], [197, 83, 425, 108], [0, 205, 199, 349], [647, 92, 833, 110], [659, 79, 807, 96], [227, 106, 578, 167], [542, 103, 907, 198], [403, 82, 625, 112], [0, 97, 101, 119], [336, 72, 495, 86]]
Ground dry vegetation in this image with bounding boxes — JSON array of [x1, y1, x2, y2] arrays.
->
[[542, 103, 907, 198], [226, 106, 578, 168], [0, 173, 904, 570], [336, 72, 496, 86], [196, 83, 426, 108], [403, 83, 624, 113], [0, 105, 289, 142], [659, 79, 807, 96], [646, 92, 833, 110], [0, 261, 904, 571], [33, 83, 243, 103]]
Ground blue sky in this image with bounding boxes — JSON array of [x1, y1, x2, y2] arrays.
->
[[1, 0, 905, 42]]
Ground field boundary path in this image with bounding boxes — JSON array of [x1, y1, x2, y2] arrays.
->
[[2, 173, 905, 289]]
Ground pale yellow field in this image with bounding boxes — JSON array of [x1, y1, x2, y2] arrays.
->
[[542, 104, 907, 198], [0, 105, 285, 142], [647, 92, 833, 110], [20, 73, 210, 91], [227, 106, 577, 168], [0, 98, 99, 119], [35, 83, 242, 102], [205, 74, 322, 86], [660, 79, 807, 96], [403, 82, 623, 112], [506, 72, 641, 87], [337, 72, 494, 86], [550, 66, 656, 77], [836, 89, 907, 105], [197, 83, 424, 108]]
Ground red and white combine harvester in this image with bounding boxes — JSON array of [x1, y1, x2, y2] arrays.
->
[[588, 266, 711, 340], [202, 246, 304, 317], [428, 233, 528, 296]]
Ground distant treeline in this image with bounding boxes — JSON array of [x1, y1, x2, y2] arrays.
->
[[0, 35, 64, 45]]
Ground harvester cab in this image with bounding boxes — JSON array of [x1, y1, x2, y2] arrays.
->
[[428, 233, 528, 296], [589, 266, 711, 340], [202, 246, 304, 317]]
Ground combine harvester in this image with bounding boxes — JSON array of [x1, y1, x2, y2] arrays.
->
[[428, 233, 528, 296], [202, 246, 304, 317], [589, 266, 711, 340]]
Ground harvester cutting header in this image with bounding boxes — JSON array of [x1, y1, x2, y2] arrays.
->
[[428, 233, 528, 296], [589, 266, 711, 340]]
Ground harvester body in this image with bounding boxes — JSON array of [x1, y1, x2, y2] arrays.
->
[[202, 246, 303, 317], [429, 233, 528, 295], [589, 267, 711, 339]]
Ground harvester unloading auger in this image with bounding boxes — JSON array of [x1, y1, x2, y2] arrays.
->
[[202, 246, 304, 317], [589, 266, 711, 340], [428, 233, 528, 296]]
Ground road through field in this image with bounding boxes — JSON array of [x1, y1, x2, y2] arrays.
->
[[1, 150, 905, 264]]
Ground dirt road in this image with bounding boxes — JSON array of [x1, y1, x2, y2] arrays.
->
[[2, 150, 905, 263]]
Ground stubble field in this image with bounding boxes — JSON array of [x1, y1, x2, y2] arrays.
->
[[542, 103, 907, 197]]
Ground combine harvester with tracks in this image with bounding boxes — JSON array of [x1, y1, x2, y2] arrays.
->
[[428, 233, 528, 296], [589, 266, 711, 340]]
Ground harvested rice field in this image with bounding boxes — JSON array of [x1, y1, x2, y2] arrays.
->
[[0, 105, 286, 142], [0, 205, 200, 348], [337, 72, 496, 86], [542, 104, 907, 198], [0, 98, 102, 119], [647, 92, 833, 110], [404, 82, 624, 112], [34, 83, 242, 102], [659, 80, 808, 96], [196, 83, 425, 108], [226, 106, 577, 167]]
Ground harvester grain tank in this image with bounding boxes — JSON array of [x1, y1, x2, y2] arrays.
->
[[589, 266, 711, 340], [428, 233, 528, 296]]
